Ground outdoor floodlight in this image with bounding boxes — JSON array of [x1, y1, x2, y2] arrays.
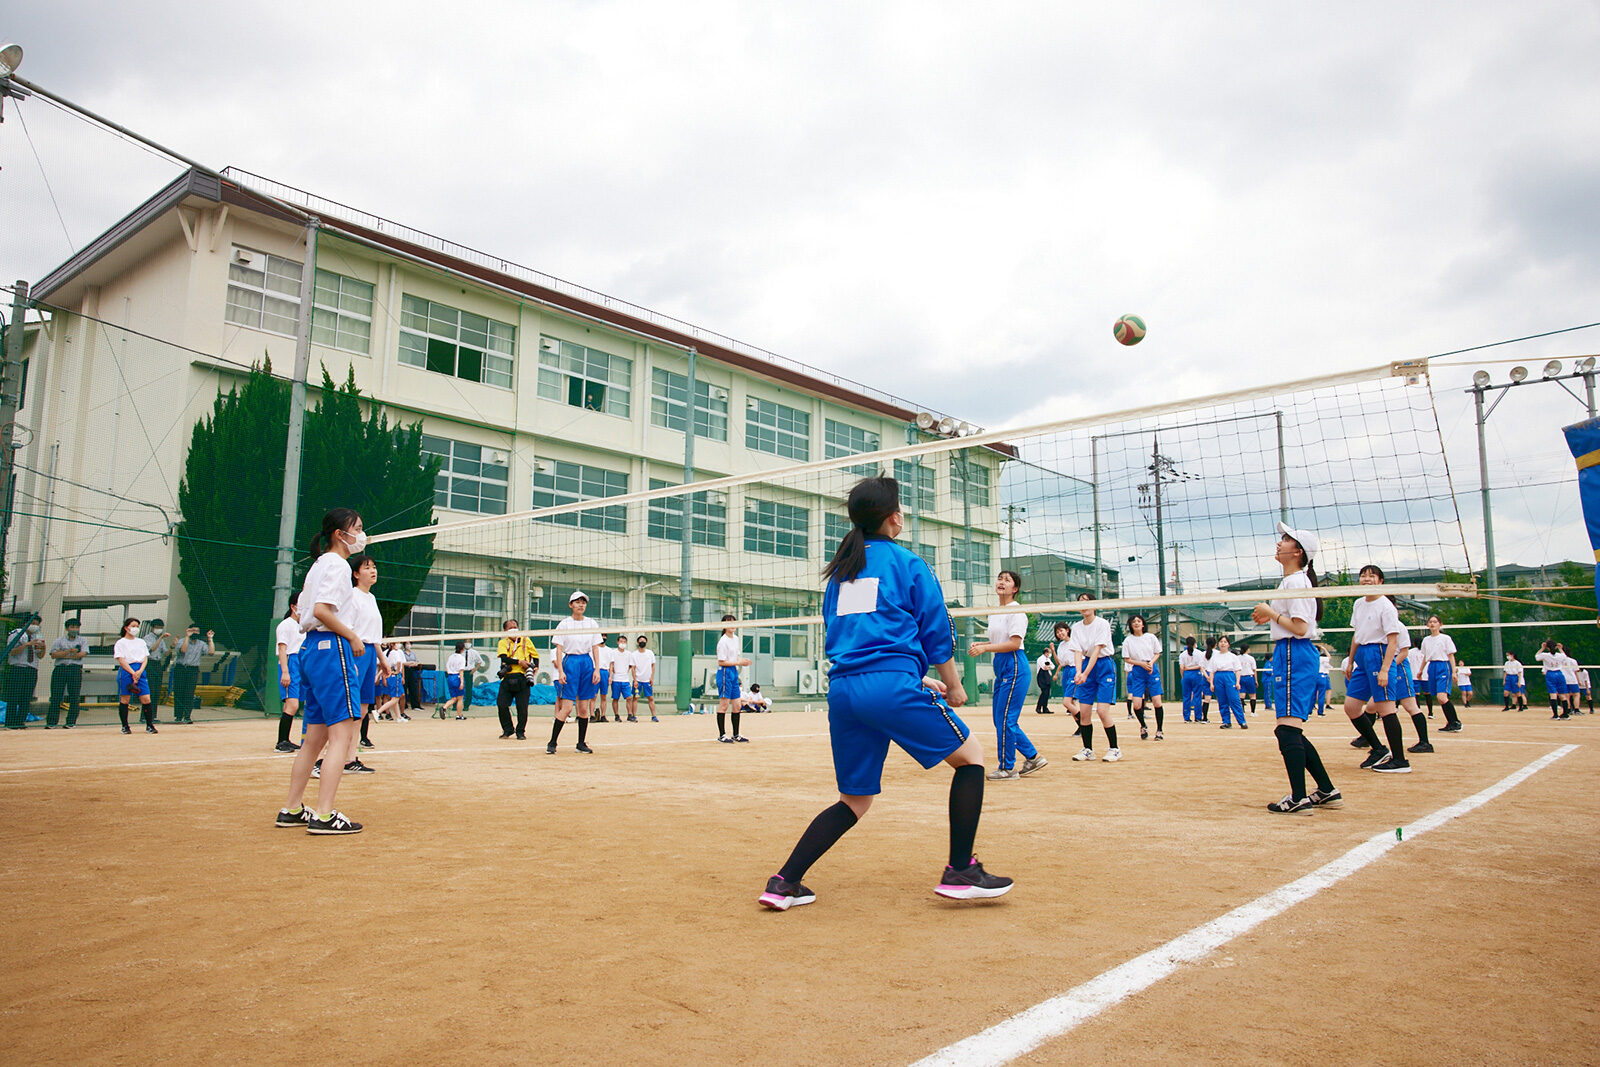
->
[[937, 416, 957, 435], [915, 412, 935, 430], [0, 44, 22, 77], [1509, 365, 1529, 383], [1578, 356, 1596, 374], [1472, 370, 1491, 388], [1544, 360, 1564, 378]]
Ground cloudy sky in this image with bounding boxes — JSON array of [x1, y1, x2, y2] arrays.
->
[[1, 0, 1595, 572]]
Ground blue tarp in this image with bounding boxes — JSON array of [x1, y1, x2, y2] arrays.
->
[[420, 669, 558, 707], [1563, 416, 1600, 607]]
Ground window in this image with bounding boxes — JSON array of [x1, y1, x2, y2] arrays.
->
[[825, 418, 880, 477], [952, 537, 993, 584], [528, 586, 622, 642], [745, 397, 810, 460], [398, 295, 514, 388], [907, 539, 937, 571], [951, 455, 992, 507], [745, 498, 809, 559], [311, 270, 374, 354], [650, 369, 729, 441], [225, 246, 302, 336], [532, 460, 628, 533], [649, 594, 724, 656], [538, 337, 632, 417], [392, 574, 504, 637], [824, 512, 851, 546], [894, 459, 936, 512], [420, 434, 509, 515], [746, 602, 811, 659], [647, 478, 728, 547]]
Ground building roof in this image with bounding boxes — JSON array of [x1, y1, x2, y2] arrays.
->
[[32, 167, 983, 433]]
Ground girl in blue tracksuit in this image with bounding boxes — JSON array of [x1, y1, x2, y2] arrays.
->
[[1179, 636, 1204, 722], [1206, 636, 1247, 729], [967, 569, 1045, 780], [1252, 522, 1339, 814], [759, 476, 1012, 911]]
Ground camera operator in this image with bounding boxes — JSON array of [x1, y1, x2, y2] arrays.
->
[[495, 619, 539, 740]]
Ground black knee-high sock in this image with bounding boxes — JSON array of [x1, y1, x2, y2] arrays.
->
[[119, 702, 129, 728], [360, 712, 371, 744], [778, 800, 859, 882], [549, 718, 565, 745], [731, 712, 742, 737], [1276, 724, 1308, 799], [277, 712, 293, 743], [716, 712, 727, 736], [1081, 722, 1094, 750], [1381, 712, 1405, 756], [577, 716, 589, 744], [1302, 735, 1334, 792], [142, 703, 154, 726], [1440, 699, 1459, 727], [1155, 705, 1165, 731], [1412, 712, 1430, 746], [1106, 725, 1118, 750], [948, 763, 985, 869], [1133, 707, 1147, 729], [1353, 711, 1384, 750]]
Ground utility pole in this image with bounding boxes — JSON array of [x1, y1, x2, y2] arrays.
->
[[1002, 503, 1026, 558], [1471, 385, 1504, 677], [1153, 435, 1169, 688], [270, 222, 319, 625], [960, 449, 978, 696], [676, 347, 696, 711], [0, 280, 29, 589]]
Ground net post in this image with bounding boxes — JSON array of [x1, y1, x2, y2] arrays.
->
[[0, 279, 28, 583], [1092, 436, 1102, 599], [959, 447, 978, 697], [270, 218, 319, 624], [675, 345, 696, 712], [1276, 410, 1288, 523], [1473, 385, 1504, 674]]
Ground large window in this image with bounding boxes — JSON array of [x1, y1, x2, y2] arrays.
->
[[647, 478, 728, 547], [532, 460, 628, 533], [825, 418, 881, 476], [399, 295, 515, 388], [827, 513, 933, 570], [745, 498, 809, 559], [420, 434, 509, 515], [393, 574, 504, 637], [894, 459, 936, 512], [746, 397, 810, 460], [650, 369, 729, 441], [952, 537, 993, 584], [225, 246, 302, 336], [311, 270, 374, 354], [538, 337, 632, 417], [951, 455, 992, 507], [648, 594, 724, 656], [528, 586, 623, 642], [745, 602, 811, 659]]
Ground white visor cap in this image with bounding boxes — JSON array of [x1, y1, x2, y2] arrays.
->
[[1276, 521, 1319, 561]]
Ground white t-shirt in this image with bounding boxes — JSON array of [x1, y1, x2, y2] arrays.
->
[[1035, 652, 1054, 673], [299, 551, 357, 631], [1067, 617, 1113, 664], [1406, 648, 1424, 678], [387, 646, 407, 670], [1319, 653, 1332, 674], [1269, 570, 1318, 642], [1504, 657, 1523, 680], [465, 648, 485, 671], [1055, 639, 1072, 668], [1580, 669, 1591, 689], [717, 633, 741, 667], [1340, 656, 1352, 673], [1559, 654, 1580, 683], [1455, 665, 1472, 686], [553, 617, 603, 656], [1178, 649, 1205, 671], [350, 588, 384, 643], [1239, 653, 1258, 678], [1350, 597, 1403, 646], [275, 618, 305, 657], [1121, 633, 1160, 668], [986, 610, 1027, 650], [114, 636, 150, 665], [608, 647, 631, 677], [631, 648, 656, 683], [445, 652, 467, 675], [1209, 650, 1238, 674], [739, 688, 771, 708], [1420, 633, 1457, 664], [1535, 650, 1557, 674]]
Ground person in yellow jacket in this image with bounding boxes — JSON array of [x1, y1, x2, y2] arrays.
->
[[495, 619, 539, 740]]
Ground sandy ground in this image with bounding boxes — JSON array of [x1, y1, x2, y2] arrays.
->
[[1, 704, 1596, 1065]]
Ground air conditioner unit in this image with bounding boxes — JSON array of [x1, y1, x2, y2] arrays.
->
[[798, 669, 820, 696], [818, 673, 829, 694], [710, 386, 729, 401], [488, 450, 509, 465], [533, 669, 554, 687], [534, 459, 554, 475], [706, 491, 728, 507], [747, 396, 760, 409], [232, 248, 259, 267], [540, 337, 560, 353]]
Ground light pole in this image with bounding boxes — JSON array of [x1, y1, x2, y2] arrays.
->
[[1002, 503, 1027, 558], [1467, 356, 1597, 697]]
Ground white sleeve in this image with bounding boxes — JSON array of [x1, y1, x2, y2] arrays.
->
[[1004, 613, 1027, 640]]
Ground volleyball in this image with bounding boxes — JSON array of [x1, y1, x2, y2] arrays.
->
[[1114, 315, 1147, 346]]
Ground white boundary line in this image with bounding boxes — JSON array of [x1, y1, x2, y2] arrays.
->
[[911, 743, 1579, 1067]]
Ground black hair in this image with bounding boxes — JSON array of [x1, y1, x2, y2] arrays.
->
[[1204, 635, 1217, 660], [149, 618, 164, 627], [455, 641, 466, 653], [1359, 563, 1385, 581], [308, 507, 362, 557], [1184, 635, 1196, 650], [1282, 535, 1324, 623], [721, 614, 737, 623], [1076, 592, 1092, 602], [503, 619, 519, 629], [998, 569, 1023, 593], [637, 635, 649, 646], [1128, 613, 1147, 634], [121, 617, 139, 637], [348, 552, 375, 584], [1053, 621, 1070, 636], [1427, 614, 1441, 625], [823, 476, 900, 583], [64, 617, 81, 627], [750, 683, 761, 691], [281, 603, 297, 620]]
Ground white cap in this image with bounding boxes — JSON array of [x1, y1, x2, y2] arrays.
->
[[1276, 521, 1319, 561], [568, 589, 588, 603]]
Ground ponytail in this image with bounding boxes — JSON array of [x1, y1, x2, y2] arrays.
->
[[824, 476, 900, 583], [1306, 561, 1324, 622], [308, 507, 361, 558]]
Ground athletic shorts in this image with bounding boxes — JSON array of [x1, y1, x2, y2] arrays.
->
[[278, 653, 302, 703], [559, 653, 599, 701], [1074, 657, 1117, 706], [1272, 637, 1319, 720], [447, 674, 464, 699], [357, 647, 378, 705], [636, 681, 653, 699], [1505, 676, 1523, 694], [716, 665, 741, 700], [300, 632, 360, 727], [1425, 661, 1452, 698], [117, 664, 150, 699], [828, 670, 970, 796], [599, 670, 610, 693], [1549, 672, 1568, 695], [1128, 664, 1162, 699], [1459, 684, 1473, 694], [1240, 674, 1257, 694], [610, 681, 632, 699], [1346, 643, 1406, 703]]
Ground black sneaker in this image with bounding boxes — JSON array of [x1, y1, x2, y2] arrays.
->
[[935, 857, 1013, 900], [1441, 722, 1464, 732], [145, 725, 158, 734], [718, 735, 734, 743], [306, 810, 363, 835], [274, 740, 300, 753], [546, 742, 557, 755], [345, 760, 375, 774], [1407, 741, 1434, 753], [515, 733, 526, 740], [275, 807, 309, 828], [1350, 735, 1371, 749], [758, 875, 816, 911], [1359, 747, 1391, 770], [498, 732, 515, 740], [576, 742, 594, 754], [1372, 755, 1412, 774], [311, 760, 322, 779], [733, 735, 750, 743], [1308, 788, 1343, 808], [359, 738, 375, 749], [1268, 795, 1315, 815]]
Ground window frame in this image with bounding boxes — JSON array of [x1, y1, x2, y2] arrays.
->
[[398, 294, 516, 389], [745, 397, 811, 460], [824, 418, 881, 477], [419, 434, 510, 516], [537, 337, 633, 418], [531, 459, 629, 533], [311, 269, 375, 355], [744, 496, 810, 559], [224, 246, 303, 338], [647, 478, 729, 547]]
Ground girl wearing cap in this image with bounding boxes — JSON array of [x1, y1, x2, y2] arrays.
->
[[967, 569, 1045, 779], [550, 591, 601, 753], [1068, 593, 1121, 762], [1120, 613, 1164, 740], [1178, 636, 1204, 723], [1341, 565, 1413, 774], [1251, 523, 1341, 814]]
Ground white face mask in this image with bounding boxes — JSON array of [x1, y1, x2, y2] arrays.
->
[[151, 628, 163, 636], [27, 625, 39, 635], [344, 529, 367, 553]]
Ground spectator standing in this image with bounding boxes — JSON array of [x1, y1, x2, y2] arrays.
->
[[172, 624, 213, 724], [144, 619, 175, 712], [47, 617, 89, 728], [4, 617, 46, 729]]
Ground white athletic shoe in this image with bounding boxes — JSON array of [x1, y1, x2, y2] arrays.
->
[[1103, 748, 1123, 762], [1072, 748, 1097, 761]]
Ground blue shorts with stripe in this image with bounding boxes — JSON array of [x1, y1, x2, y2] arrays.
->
[[1346, 643, 1408, 703], [357, 647, 378, 705], [828, 670, 970, 796], [1075, 657, 1117, 705], [1128, 664, 1162, 699], [1272, 637, 1319, 720], [1425, 661, 1452, 697], [559, 653, 599, 701], [300, 632, 360, 727], [278, 652, 301, 703], [716, 666, 741, 700]]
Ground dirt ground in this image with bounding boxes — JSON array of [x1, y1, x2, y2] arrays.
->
[[1, 704, 1596, 1065]]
